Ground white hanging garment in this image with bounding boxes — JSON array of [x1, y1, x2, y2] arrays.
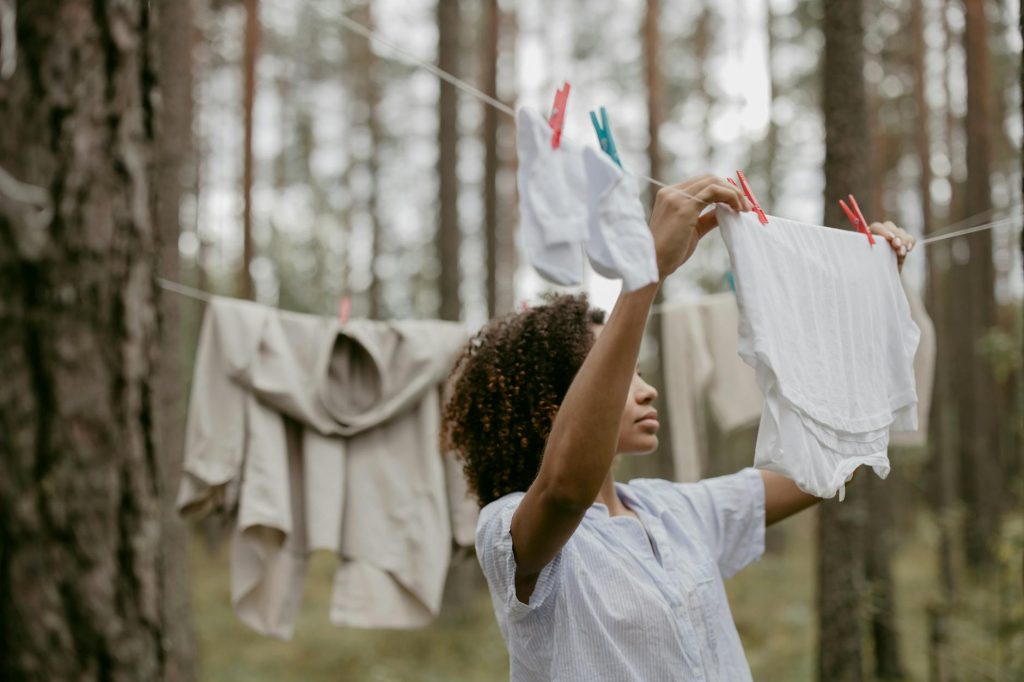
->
[[717, 206, 920, 499], [582, 147, 660, 292]]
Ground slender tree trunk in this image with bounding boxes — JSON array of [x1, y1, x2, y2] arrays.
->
[[641, 0, 674, 482], [358, 1, 384, 320], [155, 0, 197, 679], [437, 0, 461, 322], [482, 0, 500, 319], [764, 0, 780, 208], [0, 1, 170, 678], [240, 0, 259, 299], [818, 1, 870, 680], [959, 0, 999, 569], [496, 5, 518, 315], [644, 0, 664, 203]]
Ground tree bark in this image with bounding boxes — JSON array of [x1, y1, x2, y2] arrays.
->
[[155, 0, 198, 679], [437, 0, 461, 322], [240, 0, 258, 299], [818, 0, 870, 680], [0, 1, 169, 679]]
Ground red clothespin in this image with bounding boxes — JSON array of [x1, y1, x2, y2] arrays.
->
[[338, 296, 351, 324], [838, 194, 876, 246], [736, 170, 768, 224], [548, 82, 571, 149]]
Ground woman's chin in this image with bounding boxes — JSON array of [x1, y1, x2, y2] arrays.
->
[[620, 436, 658, 456]]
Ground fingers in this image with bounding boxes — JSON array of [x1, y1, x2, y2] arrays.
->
[[660, 175, 750, 213], [690, 180, 749, 213], [696, 209, 719, 237], [869, 220, 916, 272]]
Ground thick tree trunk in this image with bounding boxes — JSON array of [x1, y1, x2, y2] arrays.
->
[[818, 1, 870, 680], [926, 0, 961, 604], [155, 0, 197, 679], [437, 0, 461, 322], [959, 0, 999, 569], [860, 12, 904, 675], [0, 1, 169, 679]]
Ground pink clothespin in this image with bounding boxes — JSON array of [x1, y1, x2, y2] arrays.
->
[[548, 82, 571, 149], [519, 300, 530, 312], [838, 194, 876, 246], [338, 296, 351, 324], [736, 170, 768, 225]]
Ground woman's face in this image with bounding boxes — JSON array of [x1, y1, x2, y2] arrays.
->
[[591, 324, 660, 456]]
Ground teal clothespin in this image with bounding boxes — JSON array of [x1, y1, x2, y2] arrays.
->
[[725, 271, 736, 293], [589, 106, 622, 168]]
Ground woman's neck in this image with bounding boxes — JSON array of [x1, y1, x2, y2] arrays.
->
[[594, 465, 633, 517]]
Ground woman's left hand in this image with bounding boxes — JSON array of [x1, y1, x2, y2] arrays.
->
[[869, 221, 916, 273]]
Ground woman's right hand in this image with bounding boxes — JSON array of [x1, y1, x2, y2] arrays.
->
[[648, 176, 751, 281]]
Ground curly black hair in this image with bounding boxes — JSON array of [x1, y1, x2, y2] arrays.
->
[[440, 292, 607, 508]]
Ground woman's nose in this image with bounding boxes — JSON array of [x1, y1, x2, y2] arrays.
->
[[639, 382, 657, 403]]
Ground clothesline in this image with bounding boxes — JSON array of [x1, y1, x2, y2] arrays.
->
[[156, 15, 1019, 309], [336, 14, 709, 208], [156, 210, 1015, 311], [335, 14, 1021, 245]]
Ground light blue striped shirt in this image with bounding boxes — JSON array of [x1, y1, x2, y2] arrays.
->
[[476, 468, 766, 681]]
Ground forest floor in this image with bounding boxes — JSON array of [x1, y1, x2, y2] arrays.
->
[[188, 476, 1022, 681]]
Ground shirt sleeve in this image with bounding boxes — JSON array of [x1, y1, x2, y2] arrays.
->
[[656, 467, 766, 578], [475, 494, 565, 621]]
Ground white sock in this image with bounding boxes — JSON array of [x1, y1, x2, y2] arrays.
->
[[582, 147, 659, 292], [516, 107, 588, 286]]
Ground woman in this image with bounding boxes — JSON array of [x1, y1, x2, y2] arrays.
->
[[441, 176, 917, 681]]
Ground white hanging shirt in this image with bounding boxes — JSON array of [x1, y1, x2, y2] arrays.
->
[[717, 207, 920, 499]]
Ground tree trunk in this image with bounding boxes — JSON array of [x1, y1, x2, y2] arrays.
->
[[239, 0, 258, 299], [0, 1, 169, 679], [818, 1, 870, 680], [925, 0, 962, 605], [437, 0, 461, 322], [640, 0, 675, 482], [155, 0, 198, 679], [859, 11, 904, 675], [764, 0, 780, 208], [958, 0, 999, 569], [496, 6, 518, 315], [482, 0, 500, 319], [352, 0, 384, 320]]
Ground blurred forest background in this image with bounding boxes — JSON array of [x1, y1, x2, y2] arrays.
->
[[0, 0, 1022, 680]]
